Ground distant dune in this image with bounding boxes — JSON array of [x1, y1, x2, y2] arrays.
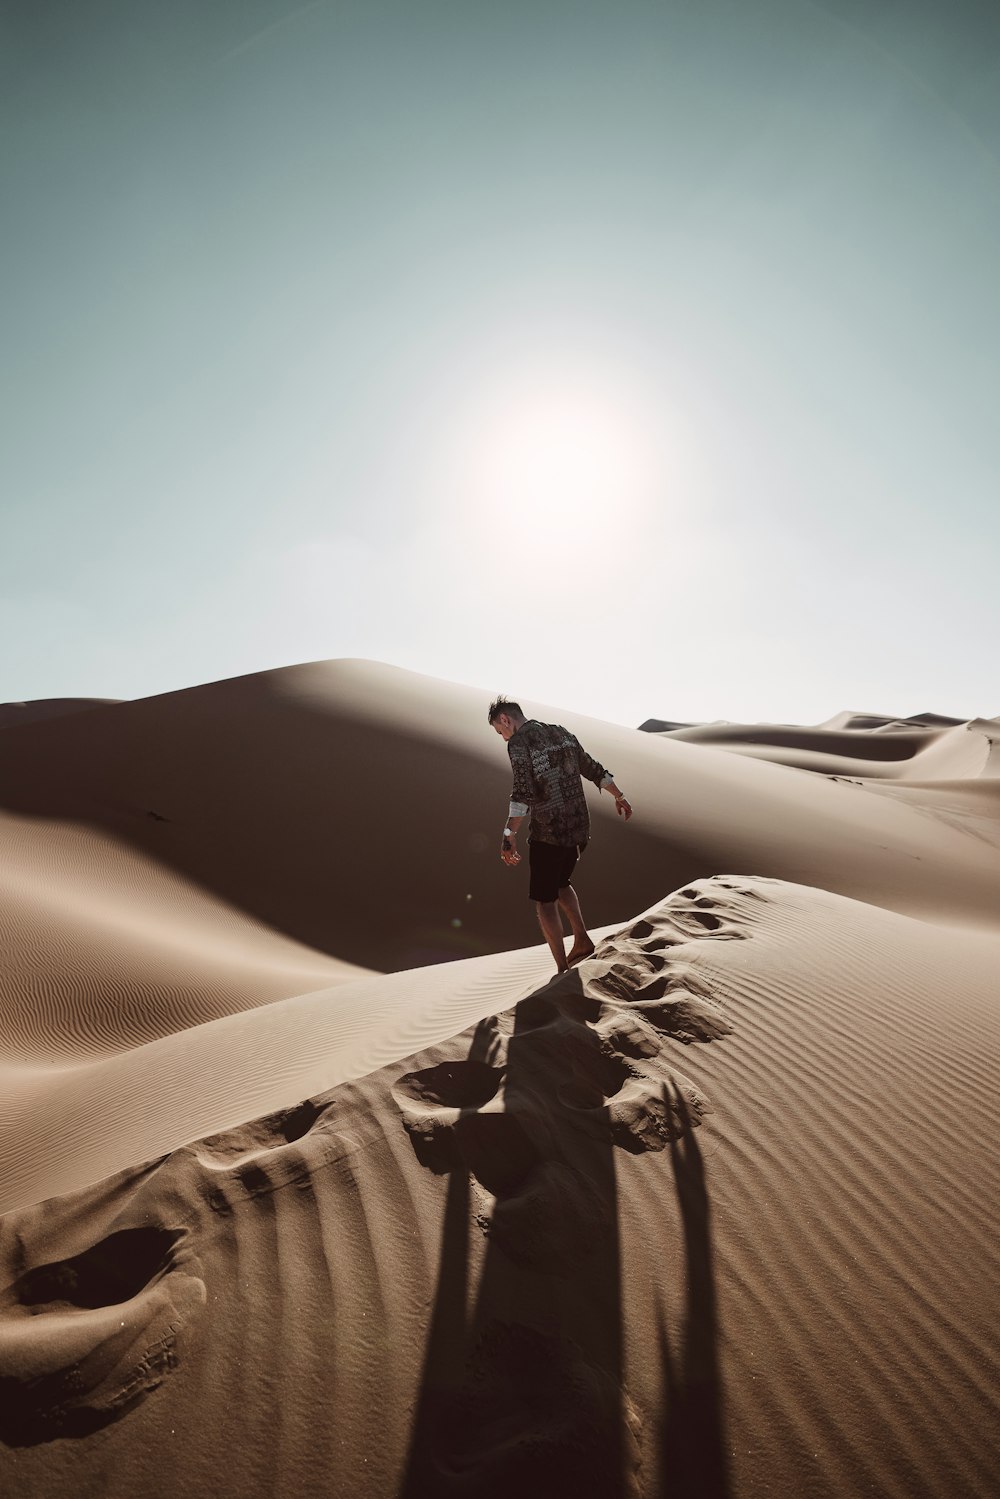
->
[[1, 660, 998, 1497], [640, 708, 999, 778], [0, 697, 122, 729]]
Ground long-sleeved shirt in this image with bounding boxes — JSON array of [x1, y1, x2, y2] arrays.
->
[[507, 720, 615, 847]]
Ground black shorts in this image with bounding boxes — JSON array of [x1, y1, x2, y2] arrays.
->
[[528, 838, 586, 903]]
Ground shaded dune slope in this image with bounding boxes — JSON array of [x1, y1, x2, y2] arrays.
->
[[1, 876, 998, 1499], [0, 814, 366, 1066]]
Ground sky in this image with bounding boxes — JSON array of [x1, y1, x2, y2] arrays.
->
[[3, 0, 999, 730]]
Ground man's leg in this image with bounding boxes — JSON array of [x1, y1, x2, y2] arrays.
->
[[536, 900, 569, 972], [559, 885, 596, 964]]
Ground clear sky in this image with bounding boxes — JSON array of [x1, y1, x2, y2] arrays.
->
[[3, 0, 998, 729]]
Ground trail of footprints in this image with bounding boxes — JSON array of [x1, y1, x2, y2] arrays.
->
[[394, 876, 763, 1271], [0, 876, 761, 1442], [0, 1084, 387, 1445]]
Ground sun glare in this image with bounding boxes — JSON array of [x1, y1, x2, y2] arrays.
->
[[447, 361, 666, 575]]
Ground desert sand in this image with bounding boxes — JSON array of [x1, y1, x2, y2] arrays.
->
[[1, 658, 998, 1497]]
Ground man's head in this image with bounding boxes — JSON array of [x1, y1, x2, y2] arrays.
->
[[488, 695, 526, 741]]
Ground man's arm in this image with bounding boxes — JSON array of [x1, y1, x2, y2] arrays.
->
[[573, 734, 616, 791], [573, 734, 631, 813], [503, 739, 534, 842]]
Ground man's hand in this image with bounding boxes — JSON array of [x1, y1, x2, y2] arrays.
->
[[501, 836, 521, 866], [615, 796, 633, 821]]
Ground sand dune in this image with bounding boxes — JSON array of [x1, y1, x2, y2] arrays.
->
[[0, 813, 367, 1064], [642, 712, 1000, 781], [0, 697, 121, 729], [1, 660, 999, 1496], [1, 662, 997, 985], [0, 939, 579, 1218]]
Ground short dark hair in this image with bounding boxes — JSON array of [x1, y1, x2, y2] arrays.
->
[[488, 695, 524, 725]]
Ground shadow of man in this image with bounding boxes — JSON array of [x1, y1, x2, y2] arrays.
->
[[397, 942, 732, 1499], [655, 1091, 731, 1498], [397, 973, 633, 1498]]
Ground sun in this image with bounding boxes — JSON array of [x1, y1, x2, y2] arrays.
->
[[447, 361, 665, 572]]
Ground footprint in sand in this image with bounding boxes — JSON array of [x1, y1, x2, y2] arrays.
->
[[193, 1098, 328, 1168], [555, 1029, 711, 1155], [392, 1060, 538, 1196], [667, 889, 740, 937], [584, 954, 731, 1044], [0, 1225, 205, 1444], [190, 1095, 382, 1212], [394, 1003, 712, 1273], [394, 1053, 615, 1272], [393, 1059, 505, 1113]]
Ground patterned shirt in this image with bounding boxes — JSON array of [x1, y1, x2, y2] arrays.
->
[[507, 720, 615, 847]]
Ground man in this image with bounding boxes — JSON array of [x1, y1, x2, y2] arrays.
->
[[488, 695, 633, 973]]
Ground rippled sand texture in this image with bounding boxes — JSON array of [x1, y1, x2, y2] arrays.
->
[[1, 662, 999, 1497]]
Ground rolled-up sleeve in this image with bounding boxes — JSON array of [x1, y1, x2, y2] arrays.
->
[[572, 733, 614, 790]]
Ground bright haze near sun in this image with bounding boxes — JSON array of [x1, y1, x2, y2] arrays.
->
[[444, 355, 668, 583]]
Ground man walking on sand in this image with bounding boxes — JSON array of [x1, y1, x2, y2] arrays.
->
[[488, 695, 632, 974]]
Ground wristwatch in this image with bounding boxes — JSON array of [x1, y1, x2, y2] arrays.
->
[[503, 827, 513, 836]]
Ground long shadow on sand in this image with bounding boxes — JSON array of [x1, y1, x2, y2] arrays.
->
[[655, 1094, 731, 1499], [395, 965, 731, 1498]]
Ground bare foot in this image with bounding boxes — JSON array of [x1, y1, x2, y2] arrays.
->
[[566, 942, 596, 967]]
